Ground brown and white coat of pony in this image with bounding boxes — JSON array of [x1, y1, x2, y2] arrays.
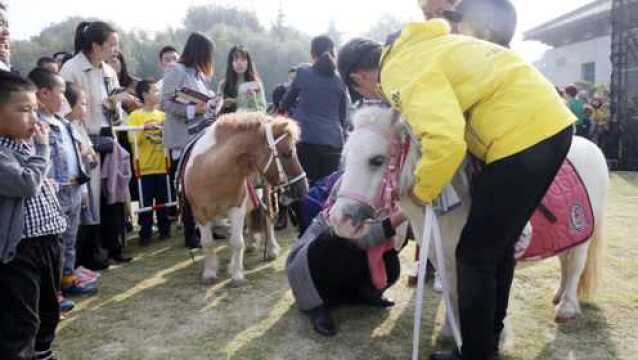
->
[[184, 112, 307, 286]]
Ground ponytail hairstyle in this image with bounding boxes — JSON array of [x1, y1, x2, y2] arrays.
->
[[311, 35, 336, 76], [223, 45, 260, 99], [179, 32, 216, 78], [74, 21, 116, 56]]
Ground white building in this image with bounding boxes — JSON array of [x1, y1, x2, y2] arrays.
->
[[524, 0, 612, 87]]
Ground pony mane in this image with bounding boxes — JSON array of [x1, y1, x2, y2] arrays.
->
[[271, 115, 301, 143], [351, 105, 397, 131], [216, 112, 264, 135]]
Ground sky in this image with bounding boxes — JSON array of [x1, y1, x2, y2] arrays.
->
[[8, 0, 593, 62]]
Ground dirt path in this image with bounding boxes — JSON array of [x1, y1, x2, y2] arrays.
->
[[55, 173, 638, 359]]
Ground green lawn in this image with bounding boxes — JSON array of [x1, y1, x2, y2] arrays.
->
[[55, 173, 638, 359]]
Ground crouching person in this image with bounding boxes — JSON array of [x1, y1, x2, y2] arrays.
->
[[0, 72, 67, 360], [286, 172, 406, 336]]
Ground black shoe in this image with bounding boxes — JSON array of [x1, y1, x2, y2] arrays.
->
[[213, 231, 226, 240], [429, 350, 461, 360], [358, 284, 395, 308], [110, 254, 133, 263], [309, 306, 337, 337], [159, 232, 171, 241]]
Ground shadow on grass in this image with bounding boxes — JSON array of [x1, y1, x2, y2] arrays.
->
[[534, 303, 618, 360]]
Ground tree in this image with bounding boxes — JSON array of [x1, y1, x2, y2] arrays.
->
[[183, 5, 263, 34], [10, 4, 311, 100], [272, 1, 287, 41]]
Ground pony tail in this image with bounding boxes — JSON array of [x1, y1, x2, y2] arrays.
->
[[314, 51, 336, 76], [74, 21, 92, 55]]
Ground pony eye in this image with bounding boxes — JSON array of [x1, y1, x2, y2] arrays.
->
[[369, 155, 386, 168]]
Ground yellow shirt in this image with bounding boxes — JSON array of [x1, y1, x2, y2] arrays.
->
[[127, 109, 168, 176], [380, 19, 575, 203]]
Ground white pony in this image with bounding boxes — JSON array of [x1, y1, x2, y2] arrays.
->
[[330, 106, 608, 340]]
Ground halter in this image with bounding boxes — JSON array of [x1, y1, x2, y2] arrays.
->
[[262, 122, 307, 191], [337, 125, 410, 219]]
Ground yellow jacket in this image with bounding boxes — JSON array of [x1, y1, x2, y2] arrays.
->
[[380, 20, 575, 203]]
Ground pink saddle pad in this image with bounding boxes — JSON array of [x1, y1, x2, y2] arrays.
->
[[517, 160, 594, 261]]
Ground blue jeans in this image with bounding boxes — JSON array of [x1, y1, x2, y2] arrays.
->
[[58, 185, 82, 276]]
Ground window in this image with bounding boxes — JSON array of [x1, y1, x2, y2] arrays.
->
[[582, 62, 596, 83]]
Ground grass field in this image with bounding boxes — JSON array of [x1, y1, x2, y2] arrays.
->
[[54, 173, 638, 359]]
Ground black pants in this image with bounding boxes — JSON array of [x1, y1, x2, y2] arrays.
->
[[0, 235, 61, 360], [138, 174, 171, 239], [307, 231, 400, 307], [457, 127, 572, 359], [100, 201, 125, 259], [297, 143, 342, 185]]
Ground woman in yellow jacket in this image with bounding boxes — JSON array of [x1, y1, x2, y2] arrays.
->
[[338, 19, 574, 360]]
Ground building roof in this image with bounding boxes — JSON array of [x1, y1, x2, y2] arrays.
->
[[524, 0, 611, 43]]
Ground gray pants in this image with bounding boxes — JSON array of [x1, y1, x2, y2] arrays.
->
[[58, 185, 82, 276]]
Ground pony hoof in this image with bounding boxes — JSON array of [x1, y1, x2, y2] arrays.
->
[[230, 278, 245, 288], [201, 275, 218, 286], [555, 314, 576, 323], [265, 247, 281, 261], [245, 245, 257, 254]]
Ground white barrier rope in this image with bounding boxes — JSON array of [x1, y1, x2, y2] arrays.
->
[[412, 206, 463, 360]]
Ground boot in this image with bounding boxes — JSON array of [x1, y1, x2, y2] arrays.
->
[[308, 305, 337, 336]]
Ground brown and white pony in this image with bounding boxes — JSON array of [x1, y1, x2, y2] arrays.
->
[[330, 106, 608, 345], [183, 112, 307, 286]]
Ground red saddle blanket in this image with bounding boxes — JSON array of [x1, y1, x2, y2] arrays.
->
[[515, 160, 594, 261]]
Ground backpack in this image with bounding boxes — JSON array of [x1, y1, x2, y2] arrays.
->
[[299, 171, 343, 234]]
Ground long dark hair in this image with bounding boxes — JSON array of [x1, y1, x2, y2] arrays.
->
[[311, 35, 336, 76], [179, 32, 215, 77], [74, 21, 116, 56], [222, 45, 260, 99], [114, 52, 135, 88]]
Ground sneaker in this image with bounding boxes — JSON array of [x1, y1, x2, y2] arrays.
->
[[35, 349, 59, 360], [57, 293, 75, 313], [64, 280, 98, 296], [75, 266, 100, 281]]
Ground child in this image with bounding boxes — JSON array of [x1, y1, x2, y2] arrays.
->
[[0, 71, 67, 360], [128, 79, 171, 245], [28, 68, 97, 299]]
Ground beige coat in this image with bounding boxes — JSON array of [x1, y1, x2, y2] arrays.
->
[[60, 52, 120, 135]]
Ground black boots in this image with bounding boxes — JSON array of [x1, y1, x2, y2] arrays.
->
[[309, 306, 337, 337]]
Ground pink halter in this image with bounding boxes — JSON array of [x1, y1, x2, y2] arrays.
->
[[338, 125, 410, 219]]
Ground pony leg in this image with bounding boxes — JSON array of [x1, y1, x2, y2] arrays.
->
[[244, 210, 259, 254], [264, 215, 280, 260], [553, 254, 569, 305], [199, 221, 218, 285], [555, 243, 589, 322], [229, 206, 247, 286]]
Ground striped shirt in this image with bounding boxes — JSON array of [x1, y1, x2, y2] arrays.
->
[[0, 137, 67, 239]]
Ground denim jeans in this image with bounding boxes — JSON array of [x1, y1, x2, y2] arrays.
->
[[58, 185, 82, 275]]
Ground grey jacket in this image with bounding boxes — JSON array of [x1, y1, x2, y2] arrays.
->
[[286, 213, 329, 311], [161, 63, 214, 151], [0, 142, 50, 263]]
